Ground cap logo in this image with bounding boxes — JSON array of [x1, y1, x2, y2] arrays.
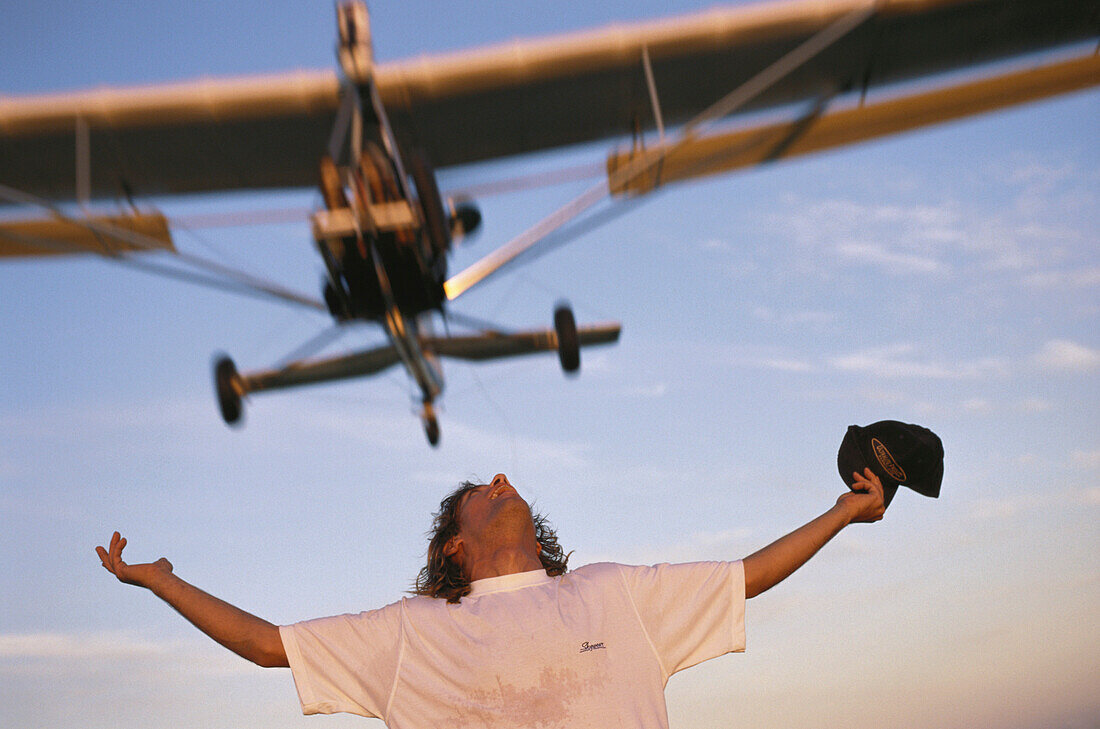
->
[[871, 438, 907, 482]]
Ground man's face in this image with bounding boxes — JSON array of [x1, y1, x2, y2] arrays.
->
[[448, 474, 537, 558], [458, 473, 529, 531]]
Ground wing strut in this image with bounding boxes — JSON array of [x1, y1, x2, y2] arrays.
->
[[443, 1, 878, 300], [641, 45, 665, 143]]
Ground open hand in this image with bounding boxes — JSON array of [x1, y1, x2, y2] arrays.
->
[[836, 468, 886, 524], [95, 532, 173, 588]]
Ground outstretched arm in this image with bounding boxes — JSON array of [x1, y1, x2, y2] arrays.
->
[[95, 532, 289, 668], [742, 468, 885, 599]]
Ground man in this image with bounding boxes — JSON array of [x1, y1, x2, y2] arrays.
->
[[96, 468, 886, 728]]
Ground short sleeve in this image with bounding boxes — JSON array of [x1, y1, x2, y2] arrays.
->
[[618, 561, 745, 678], [280, 600, 404, 718]]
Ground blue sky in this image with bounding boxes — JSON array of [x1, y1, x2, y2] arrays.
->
[[1, 2, 1097, 728]]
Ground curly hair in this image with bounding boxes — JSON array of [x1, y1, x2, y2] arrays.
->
[[412, 480, 569, 603]]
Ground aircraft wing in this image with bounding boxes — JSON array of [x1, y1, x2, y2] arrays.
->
[[2, 0, 1096, 204], [0, 212, 173, 257]]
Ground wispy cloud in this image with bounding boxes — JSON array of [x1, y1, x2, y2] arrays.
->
[[1007, 161, 1076, 187], [752, 307, 836, 327], [970, 498, 1021, 521], [1007, 160, 1087, 218], [1014, 453, 1041, 467], [1017, 398, 1053, 413], [625, 382, 668, 398], [1033, 340, 1100, 373], [1023, 266, 1100, 289], [780, 198, 965, 247], [772, 159, 1096, 287], [714, 343, 816, 373], [835, 241, 947, 274], [774, 198, 966, 279], [967, 481, 1100, 522], [1071, 450, 1100, 470], [829, 343, 1008, 380], [962, 398, 992, 413], [586, 527, 754, 566], [855, 387, 909, 406], [739, 357, 814, 372], [0, 632, 263, 679], [0, 631, 173, 660]]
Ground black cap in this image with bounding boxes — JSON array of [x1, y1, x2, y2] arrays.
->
[[837, 420, 944, 510]]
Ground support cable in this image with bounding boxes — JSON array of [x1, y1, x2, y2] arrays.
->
[[0, 182, 325, 311]]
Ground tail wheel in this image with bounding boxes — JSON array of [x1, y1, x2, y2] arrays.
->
[[214, 355, 244, 425], [422, 401, 441, 446], [425, 416, 441, 446], [554, 305, 580, 374]]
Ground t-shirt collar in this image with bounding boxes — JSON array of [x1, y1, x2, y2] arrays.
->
[[467, 568, 553, 597]]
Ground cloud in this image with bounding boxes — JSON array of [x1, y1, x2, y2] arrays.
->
[[1023, 266, 1100, 289], [1033, 340, 1100, 372], [747, 357, 814, 372], [442, 418, 594, 471], [955, 397, 1057, 415], [829, 344, 1009, 380], [857, 388, 907, 406], [970, 498, 1020, 521], [0, 631, 173, 660], [1008, 161, 1075, 187], [967, 481, 1100, 521], [1017, 398, 1053, 413], [835, 241, 947, 274], [1071, 450, 1100, 470], [752, 307, 835, 327], [785, 199, 964, 244], [825, 531, 876, 557], [772, 164, 1096, 289], [626, 382, 668, 398], [0, 632, 262, 679], [775, 200, 968, 273], [719, 344, 815, 373], [1007, 160, 1084, 217], [585, 528, 753, 566]]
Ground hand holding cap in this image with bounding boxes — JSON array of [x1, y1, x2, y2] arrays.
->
[[837, 420, 944, 510]]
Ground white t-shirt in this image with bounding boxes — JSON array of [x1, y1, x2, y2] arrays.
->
[[280, 561, 745, 728]]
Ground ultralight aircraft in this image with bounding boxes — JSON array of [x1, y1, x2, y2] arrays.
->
[[1, 0, 1096, 445]]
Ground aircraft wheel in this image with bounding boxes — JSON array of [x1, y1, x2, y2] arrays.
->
[[422, 400, 441, 446], [410, 150, 451, 258], [323, 281, 350, 320], [214, 355, 244, 425], [554, 305, 580, 374], [425, 416, 441, 447], [450, 200, 482, 239]]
